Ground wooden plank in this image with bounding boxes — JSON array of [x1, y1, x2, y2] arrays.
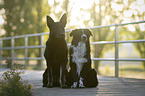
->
[[0, 69, 145, 96]]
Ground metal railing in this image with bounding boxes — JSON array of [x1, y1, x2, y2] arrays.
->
[[0, 21, 145, 77]]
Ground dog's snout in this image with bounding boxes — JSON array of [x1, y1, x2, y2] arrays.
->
[[81, 35, 87, 41], [60, 33, 65, 36], [60, 33, 65, 38]]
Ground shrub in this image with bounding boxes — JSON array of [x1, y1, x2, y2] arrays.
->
[[0, 52, 33, 96]]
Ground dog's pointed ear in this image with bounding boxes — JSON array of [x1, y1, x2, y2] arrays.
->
[[86, 29, 93, 37], [70, 29, 76, 37], [60, 13, 67, 27], [47, 15, 54, 29]]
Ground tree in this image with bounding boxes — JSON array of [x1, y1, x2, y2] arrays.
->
[[117, 0, 145, 68], [86, 0, 118, 72], [0, 0, 50, 69]]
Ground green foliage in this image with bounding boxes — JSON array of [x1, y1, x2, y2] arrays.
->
[[1, 51, 12, 68], [0, 61, 33, 96]]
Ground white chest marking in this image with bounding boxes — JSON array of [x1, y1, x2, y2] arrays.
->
[[71, 42, 87, 75]]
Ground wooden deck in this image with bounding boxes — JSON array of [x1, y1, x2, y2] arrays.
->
[[0, 68, 145, 96]]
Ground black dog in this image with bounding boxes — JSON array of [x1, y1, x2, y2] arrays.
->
[[42, 13, 68, 88], [69, 29, 98, 88]]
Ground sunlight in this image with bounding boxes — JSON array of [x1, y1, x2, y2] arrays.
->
[[110, 26, 115, 31], [46, 0, 145, 28], [105, 15, 110, 21], [101, 6, 105, 11], [88, 21, 94, 26], [111, 2, 123, 11], [123, 0, 128, 6], [137, 0, 144, 5], [0, 29, 5, 36], [69, 0, 93, 27], [0, 15, 4, 25], [122, 18, 131, 23], [127, 25, 135, 32], [84, 12, 90, 20], [135, 16, 140, 22], [55, 5, 62, 14], [95, 6, 99, 12], [123, 10, 133, 17], [48, 0, 54, 6], [75, 0, 93, 10], [139, 23, 145, 31]]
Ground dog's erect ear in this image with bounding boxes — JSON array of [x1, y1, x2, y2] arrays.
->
[[60, 13, 67, 27], [70, 29, 76, 37], [47, 15, 54, 29], [86, 29, 93, 37]]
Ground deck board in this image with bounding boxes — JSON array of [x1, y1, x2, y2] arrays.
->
[[0, 68, 145, 96]]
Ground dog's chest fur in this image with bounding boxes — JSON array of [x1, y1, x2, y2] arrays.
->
[[71, 42, 87, 73]]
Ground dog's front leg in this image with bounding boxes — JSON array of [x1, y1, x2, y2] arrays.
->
[[47, 65, 53, 88], [60, 65, 68, 88], [71, 65, 78, 88]]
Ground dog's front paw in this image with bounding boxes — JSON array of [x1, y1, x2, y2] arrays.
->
[[79, 83, 85, 88], [71, 82, 78, 88], [79, 77, 85, 88]]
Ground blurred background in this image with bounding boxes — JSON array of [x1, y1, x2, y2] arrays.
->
[[0, 0, 145, 79]]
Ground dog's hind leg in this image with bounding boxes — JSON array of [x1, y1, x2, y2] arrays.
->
[[42, 68, 48, 87]]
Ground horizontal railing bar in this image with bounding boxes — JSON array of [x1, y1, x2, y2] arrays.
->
[[92, 58, 115, 61], [87, 21, 145, 29], [25, 33, 49, 37], [1, 32, 50, 40], [1, 57, 45, 60], [90, 41, 115, 45], [1, 57, 144, 61], [116, 21, 145, 26], [90, 39, 145, 45], [1, 21, 145, 40], [118, 39, 145, 43], [117, 58, 145, 61], [65, 29, 72, 32], [1, 39, 144, 50], [1, 45, 46, 50], [26, 45, 45, 49], [92, 58, 145, 61]]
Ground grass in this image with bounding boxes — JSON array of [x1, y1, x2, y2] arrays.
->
[[119, 65, 145, 79], [99, 64, 145, 79]]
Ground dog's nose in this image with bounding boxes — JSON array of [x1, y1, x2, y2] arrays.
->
[[60, 33, 65, 37], [81, 35, 87, 41]]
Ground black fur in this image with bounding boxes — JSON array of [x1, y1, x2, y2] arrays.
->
[[42, 13, 68, 88], [69, 29, 98, 88]]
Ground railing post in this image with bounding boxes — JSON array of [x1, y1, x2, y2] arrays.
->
[[0, 38, 3, 67], [40, 35, 44, 70], [11, 38, 14, 67], [115, 24, 119, 77], [25, 36, 28, 69]]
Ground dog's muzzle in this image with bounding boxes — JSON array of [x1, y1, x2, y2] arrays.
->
[[81, 35, 87, 42], [81, 30, 87, 42]]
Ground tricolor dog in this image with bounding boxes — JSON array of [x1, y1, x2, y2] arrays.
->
[[69, 29, 98, 88]]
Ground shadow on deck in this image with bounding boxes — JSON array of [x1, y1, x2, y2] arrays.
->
[[0, 68, 145, 96]]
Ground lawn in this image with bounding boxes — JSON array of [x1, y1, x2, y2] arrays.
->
[[99, 64, 145, 79]]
